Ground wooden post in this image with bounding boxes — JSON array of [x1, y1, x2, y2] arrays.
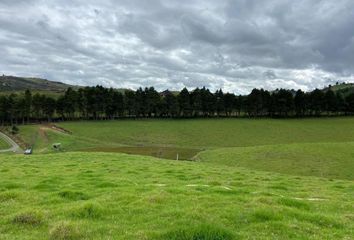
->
[[176, 153, 179, 161]]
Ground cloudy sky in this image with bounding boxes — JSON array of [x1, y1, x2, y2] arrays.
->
[[1, 0, 354, 94]]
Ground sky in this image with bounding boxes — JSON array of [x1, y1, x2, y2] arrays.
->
[[1, 0, 354, 94]]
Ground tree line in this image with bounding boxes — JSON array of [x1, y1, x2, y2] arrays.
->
[[1, 85, 354, 125]]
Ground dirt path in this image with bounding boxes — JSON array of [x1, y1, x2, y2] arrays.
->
[[0, 132, 22, 153]]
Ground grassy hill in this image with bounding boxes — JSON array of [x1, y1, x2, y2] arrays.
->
[[0, 75, 79, 93], [14, 118, 354, 179], [2, 118, 354, 239], [0, 152, 353, 239], [55, 118, 354, 148], [197, 142, 354, 180], [323, 82, 354, 96], [17, 118, 354, 151]]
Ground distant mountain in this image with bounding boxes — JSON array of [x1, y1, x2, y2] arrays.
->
[[0, 75, 79, 93]]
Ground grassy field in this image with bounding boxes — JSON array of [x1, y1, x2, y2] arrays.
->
[[56, 118, 354, 148], [197, 142, 354, 180], [0, 152, 353, 239], [16, 118, 354, 177], [17, 118, 354, 170], [3, 118, 353, 239], [18, 117, 354, 152]]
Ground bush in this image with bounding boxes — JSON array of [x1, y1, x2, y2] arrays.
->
[[11, 125, 19, 135]]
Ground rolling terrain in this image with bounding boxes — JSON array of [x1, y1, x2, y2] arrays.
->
[[323, 82, 354, 96], [0, 152, 353, 239], [1, 118, 354, 239], [0, 75, 78, 93], [15, 118, 354, 178], [197, 142, 354, 180]]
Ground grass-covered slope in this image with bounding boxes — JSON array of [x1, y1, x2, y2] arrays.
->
[[323, 83, 354, 96], [197, 142, 354, 180], [14, 118, 354, 181], [55, 118, 354, 148], [0, 152, 353, 239], [0, 75, 78, 93]]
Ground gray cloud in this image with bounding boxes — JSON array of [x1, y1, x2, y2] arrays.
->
[[0, 0, 354, 94]]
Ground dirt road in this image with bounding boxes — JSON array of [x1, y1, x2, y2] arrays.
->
[[0, 132, 22, 153]]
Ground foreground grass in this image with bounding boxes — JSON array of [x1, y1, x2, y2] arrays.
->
[[198, 142, 354, 180], [0, 152, 353, 239]]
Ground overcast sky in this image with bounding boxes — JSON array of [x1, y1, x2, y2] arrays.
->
[[1, 0, 354, 94]]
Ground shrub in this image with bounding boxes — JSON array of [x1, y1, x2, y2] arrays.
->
[[11, 125, 19, 135]]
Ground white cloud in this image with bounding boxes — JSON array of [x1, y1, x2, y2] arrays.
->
[[0, 0, 354, 94]]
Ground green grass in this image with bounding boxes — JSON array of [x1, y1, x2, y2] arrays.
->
[[0, 137, 10, 150], [3, 118, 354, 238], [197, 142, 354, 180], [15, 118, 354, 179], [84, 146, 199, 160], [18, 117, 354, 154], [55, 118, 354, 148], [0, 152, 353, 239]]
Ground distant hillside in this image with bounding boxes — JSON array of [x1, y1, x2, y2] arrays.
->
[[0, 75, 79, 93], [323, 82, 354, 96], [0, 75, 131, 95]]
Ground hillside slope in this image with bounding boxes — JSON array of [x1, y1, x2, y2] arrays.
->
[[323, 82, 354, 96], [0, 75, 78, 93], [0, 152, 353, 239], [197, 142, 354, 180]]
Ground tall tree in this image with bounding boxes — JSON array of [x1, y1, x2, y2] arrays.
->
[[124, 90, 136, 116], [42, 96, 56, 121], [164, 91, 179, 117], [271, 89, 294, 117], [294, 90, 306, 116], [309, 89, 325, 116], [24, 89, 32, 123], [324, 89, 337, 114], [215, 89, 225, 116], [178, 88, 191, 117]]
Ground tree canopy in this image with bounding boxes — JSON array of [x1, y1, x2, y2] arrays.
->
[[0, 85, 353, 125]]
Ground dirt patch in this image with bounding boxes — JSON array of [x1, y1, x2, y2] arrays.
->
[[39, 127, 49, 143], [41, 124, 72, 135], [50, 124, 72, 134]]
